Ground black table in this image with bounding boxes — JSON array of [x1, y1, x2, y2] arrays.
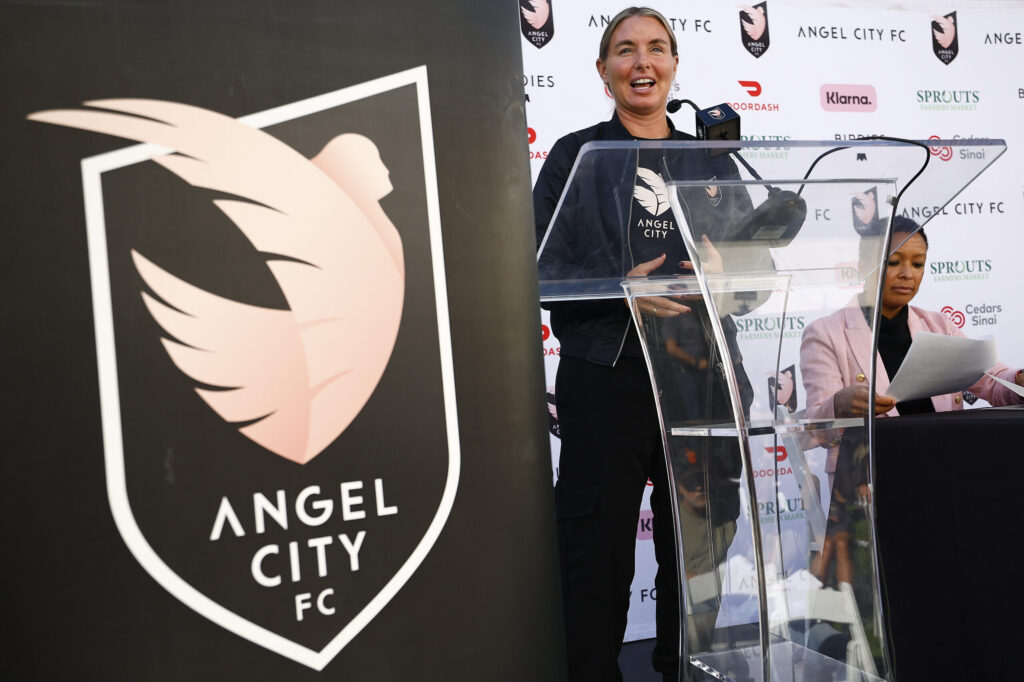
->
[[875, 406, 1024, 682]]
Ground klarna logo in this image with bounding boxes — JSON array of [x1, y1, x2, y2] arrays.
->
[[820, 84, 877, 112]]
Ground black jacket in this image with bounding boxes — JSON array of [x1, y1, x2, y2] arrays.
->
[[534, 113, 756, 366]]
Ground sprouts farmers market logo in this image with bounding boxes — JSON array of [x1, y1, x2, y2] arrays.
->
[[739, 134, 791, 160], [735, 314, 806, 340], [917, 88, 979, 111], [930, 257, 992, 282], [27, 68, 460, 671]]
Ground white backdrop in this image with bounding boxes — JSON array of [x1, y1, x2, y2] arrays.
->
[[523, 0, 1024, 641]]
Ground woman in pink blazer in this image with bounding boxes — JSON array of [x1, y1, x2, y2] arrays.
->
[[801, 219, 1022, 424], [800, 217, 1022, 585]]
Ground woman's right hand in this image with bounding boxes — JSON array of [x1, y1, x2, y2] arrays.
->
[[626, 253, 691, 317], [833, 385, 897, 418]]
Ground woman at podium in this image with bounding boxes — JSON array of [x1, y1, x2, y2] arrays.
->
[[532, 7, 752, 681]]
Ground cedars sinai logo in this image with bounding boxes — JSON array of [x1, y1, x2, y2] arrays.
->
[[28, 69, 460, 670]]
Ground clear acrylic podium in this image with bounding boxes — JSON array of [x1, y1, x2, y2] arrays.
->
[[537, 139, 1005, 682]]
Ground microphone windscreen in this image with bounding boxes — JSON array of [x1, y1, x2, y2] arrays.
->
[[696, 103, 741, 157]]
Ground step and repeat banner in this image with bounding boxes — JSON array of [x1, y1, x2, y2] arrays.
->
[[522, 0, 1024, 641], [3, 2, 566, 680]]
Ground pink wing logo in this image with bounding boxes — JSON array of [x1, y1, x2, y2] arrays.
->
[[740, 5, 767, 41], [29, 100, 404, 464], [931, 14, 956, 50], [852, 190, 877, 227], [521, 0, 550, 30]]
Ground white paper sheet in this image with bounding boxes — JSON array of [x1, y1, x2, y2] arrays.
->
[[885, 332, 997, 402], [986, 372, 1024, 398]]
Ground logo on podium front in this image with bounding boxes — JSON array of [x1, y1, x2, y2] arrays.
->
[[29, 68, 460, 671]]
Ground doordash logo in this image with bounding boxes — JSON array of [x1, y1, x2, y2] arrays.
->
[[739, 80, 761, 96], [820, 84, 878, 112], [732, 80, 780, 112]]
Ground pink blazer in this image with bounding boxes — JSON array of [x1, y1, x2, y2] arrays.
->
[[800, 303, 1020, 422]]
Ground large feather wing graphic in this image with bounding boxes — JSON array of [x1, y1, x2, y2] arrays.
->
[[30, 100, 405, 464], [634, 167, 670, 216]]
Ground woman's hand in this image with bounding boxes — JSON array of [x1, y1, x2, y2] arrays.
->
[[832, 385, 897, 418], [626, 253, 691, 317], [680, 235, 723, 274]]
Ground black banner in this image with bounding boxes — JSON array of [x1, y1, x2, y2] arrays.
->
[[2, 1, 564, 680]]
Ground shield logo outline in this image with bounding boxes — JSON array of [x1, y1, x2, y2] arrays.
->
[[520, 0, 555, 49], [931, 11, 959, 65], [82, 66, 461, 671], [739, 1, 771, 58]]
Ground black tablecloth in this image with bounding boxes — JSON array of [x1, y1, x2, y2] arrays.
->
[[875, 406, 1024, 682]]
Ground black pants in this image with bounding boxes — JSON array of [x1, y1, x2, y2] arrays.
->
[[554, 355, 680, 682]]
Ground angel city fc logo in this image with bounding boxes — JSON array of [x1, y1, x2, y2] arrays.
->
[[29, 67, 460, 670], [634, 168, 672, 218], [851, 187, 879, 235], [932, 11, 959, 65], [740, 2, 770, 58], [520, 0, 554, 49], [706, 176, 722, 207]]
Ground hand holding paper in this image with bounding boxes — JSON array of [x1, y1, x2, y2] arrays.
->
[[985, 371, 1024, 398]]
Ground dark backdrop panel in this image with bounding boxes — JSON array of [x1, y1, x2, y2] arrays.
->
[[0, 1, 564, 680]]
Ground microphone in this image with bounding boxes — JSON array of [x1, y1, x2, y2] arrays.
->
[[668, 99, 740, 157], [668, 96, 806, 245], [695, 103, 741, 156], [667, 98, 699, 114], [731, 187, 807, 245]]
